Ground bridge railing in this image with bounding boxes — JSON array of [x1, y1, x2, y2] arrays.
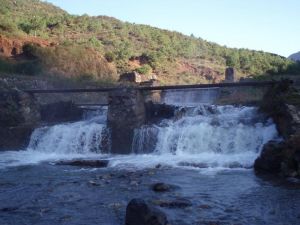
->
[[22, 81, 279, 94]]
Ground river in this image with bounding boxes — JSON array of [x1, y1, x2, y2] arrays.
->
[[0, 92, 300, 225]]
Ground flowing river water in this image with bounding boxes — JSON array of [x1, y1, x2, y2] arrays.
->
[[1, 90, 300, 225]]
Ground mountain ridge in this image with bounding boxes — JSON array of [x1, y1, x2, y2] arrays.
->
[[289, 52, 300, 62], [0, 0, 299, 84]]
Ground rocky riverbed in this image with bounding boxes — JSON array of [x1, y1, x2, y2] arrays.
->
[[1, 161, 300, 225]]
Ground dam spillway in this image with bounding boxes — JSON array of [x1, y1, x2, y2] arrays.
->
[[1, 88, 300, 225]]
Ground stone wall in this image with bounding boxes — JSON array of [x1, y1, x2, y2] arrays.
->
[[0, 90, 40, 150]]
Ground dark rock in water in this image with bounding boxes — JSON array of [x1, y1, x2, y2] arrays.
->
[[125, 198, 169, 225], [255, 135, 300, 178], [259, 79, 300, 138], [40, 101, 83, 123], [0, 207, 18, 212], [254, 141, 286, 174], [0, 125, 35, 150], [227, 162, 244, 169], [153, 198, 192, 208], [155, 164, 162, 169], [256, 80, 300, 178], [152, 182, 178, 192], [56, 159, 109, 168], [178, 162, 209, 168], [145, 101, 177, 123]]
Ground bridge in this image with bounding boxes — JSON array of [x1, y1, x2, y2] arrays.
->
[[23, 81, 277, 94], [21, 81, 280, 154]]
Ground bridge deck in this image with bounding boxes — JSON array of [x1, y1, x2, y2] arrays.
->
[[22, 81, 278, 94]]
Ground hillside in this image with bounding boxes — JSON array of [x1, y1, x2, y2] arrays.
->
[[289, 52, 300, 62], [0, 0, 300, 85]]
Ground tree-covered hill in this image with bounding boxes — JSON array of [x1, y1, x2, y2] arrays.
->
[[0, 0, 299, 84]]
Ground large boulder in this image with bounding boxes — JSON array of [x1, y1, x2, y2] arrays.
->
[[255, 135, 300, 178], [254, 141, 287, 174], [255, 80, 300, 178], [125, 199, 169, 225], [259, 79, 300, 138], [0, 125, 35, 150]]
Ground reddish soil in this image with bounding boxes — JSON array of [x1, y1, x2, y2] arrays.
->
[[177, 61, 224, 82], [0, 35, 52, 58]]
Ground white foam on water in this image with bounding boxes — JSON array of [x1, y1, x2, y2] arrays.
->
[[27, 121, 106, 154], [0, 107, 109, 169], [0, 104, 279, 171], [129, 105, 279, 170], [0, 150, 101, 169]]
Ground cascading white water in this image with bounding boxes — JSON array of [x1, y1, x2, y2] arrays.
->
[[131, 105, 279, 169], [28, 107, 108, 154], [0, 107, 109, 168], [0, 92, 279, 170]]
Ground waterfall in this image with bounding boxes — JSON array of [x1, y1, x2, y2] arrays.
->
[[131, 105, 278, 168], [0, 90, 279, 170], [27, 107, 109, 154]]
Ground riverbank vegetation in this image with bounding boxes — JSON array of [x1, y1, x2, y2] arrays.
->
[[0, 0, 300, 85]]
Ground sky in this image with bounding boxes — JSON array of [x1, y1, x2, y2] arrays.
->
[[45, 0, 300, 57]]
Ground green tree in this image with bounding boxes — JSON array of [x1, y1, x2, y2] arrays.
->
[[19, 16, 46, 36], [225, 52, 240, 68], [135, 64, 152, 75]]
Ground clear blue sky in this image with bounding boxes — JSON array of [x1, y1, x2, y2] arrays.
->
[[45, 0, 299, 57]]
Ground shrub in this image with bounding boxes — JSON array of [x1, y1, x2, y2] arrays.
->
[[0, 58, 13, 73], [14, 60, 42, 75], [0, 17, 18, 33], [135, 64, 152, 75], [104, 52, 116, 62], [88, 37, 103, 50], [22, 43, 39, 58], [0, 57, 42, 76]]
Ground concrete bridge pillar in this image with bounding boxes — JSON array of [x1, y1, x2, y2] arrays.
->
[[107, 88, 145, 154]]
